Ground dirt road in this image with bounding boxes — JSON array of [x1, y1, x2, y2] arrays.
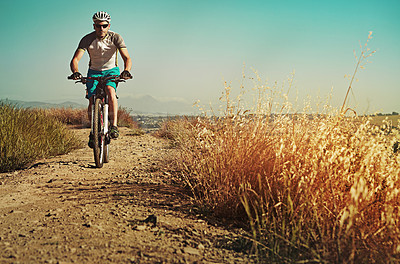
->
[[0, 128, 254, 263]]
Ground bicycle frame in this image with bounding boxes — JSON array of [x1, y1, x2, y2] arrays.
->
[[91, 85, 109, 167], [91, 95, 109, 143], [89, 78, 110, 146]]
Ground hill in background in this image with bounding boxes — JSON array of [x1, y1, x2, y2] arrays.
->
[[1, 95, 200, 116], [0, 99, 85, 109]]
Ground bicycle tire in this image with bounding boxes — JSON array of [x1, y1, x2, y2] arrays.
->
[[93, 98, 105, 168]]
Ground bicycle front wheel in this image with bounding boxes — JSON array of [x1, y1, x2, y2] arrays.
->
[[104, 135, 110, 163], [93, 98, 105, 168]]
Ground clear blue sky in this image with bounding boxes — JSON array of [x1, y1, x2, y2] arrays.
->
[[1, 0, 399, 114]]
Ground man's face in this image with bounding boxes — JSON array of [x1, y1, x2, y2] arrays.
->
[[93, 21, 110, 38]]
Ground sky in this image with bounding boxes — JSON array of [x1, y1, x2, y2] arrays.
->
[[1, 0, 399, 114]]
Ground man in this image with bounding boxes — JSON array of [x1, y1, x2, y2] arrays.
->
[[69, 11, 132, 147]]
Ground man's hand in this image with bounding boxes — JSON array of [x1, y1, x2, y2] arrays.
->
[[120, 70, 132, 79], [70, 72, 82, 80]]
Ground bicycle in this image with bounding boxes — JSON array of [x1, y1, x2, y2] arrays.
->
[[67, 74, 130, 168]]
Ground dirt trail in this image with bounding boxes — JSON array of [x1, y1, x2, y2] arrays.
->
[[0, 128, 254, 263]]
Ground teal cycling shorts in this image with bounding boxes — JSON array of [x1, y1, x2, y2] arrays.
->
[[86, 67, 120, 98]]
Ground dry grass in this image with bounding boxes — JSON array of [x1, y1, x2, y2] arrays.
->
[[0, 104, 81, 172], [167, 79, 400, 262], [0, 105, 143, 172], [44, 107, 89, 127], [369, 115, 400, 127], [162, 34, 400, 261], [117, 107, 140, 129], [44, 107, 142, 130], [153, 117, 199, 142]]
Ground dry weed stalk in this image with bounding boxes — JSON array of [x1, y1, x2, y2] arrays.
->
[[341, 31, 376, 114]]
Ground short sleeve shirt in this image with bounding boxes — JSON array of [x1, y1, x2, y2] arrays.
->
[[78, 31, 127, 71]]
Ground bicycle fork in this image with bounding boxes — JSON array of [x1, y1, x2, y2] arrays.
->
[[103, 96, 110, 144], [91, 98, 96, 136], [91, 96, 110, 144]]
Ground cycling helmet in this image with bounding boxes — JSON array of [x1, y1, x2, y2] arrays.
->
[[92, 11, 111, 23]]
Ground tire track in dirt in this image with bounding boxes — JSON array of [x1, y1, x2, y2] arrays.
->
[[0, 128, 254, 263]]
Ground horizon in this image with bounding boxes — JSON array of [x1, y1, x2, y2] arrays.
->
[[2, 97, 399, 117], [1, 0, 399, 114]]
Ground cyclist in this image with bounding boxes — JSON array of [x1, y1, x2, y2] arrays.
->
[[69, 11, 132, 147]]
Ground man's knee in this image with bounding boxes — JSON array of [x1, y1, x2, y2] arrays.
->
[[106, 85, 116, 95]]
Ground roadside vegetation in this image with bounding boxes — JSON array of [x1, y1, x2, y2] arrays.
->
[[0, 105, 142, 172], [0, 104, 81, 172], [164, 92, 400, 262], [44, 106, 141, 130], [156, 33, 400, 262], [44, 106, 144, 135]]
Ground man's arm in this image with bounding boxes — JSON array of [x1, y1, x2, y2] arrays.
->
[[70, 49, 85, 73], [119, 48, 132, 72]]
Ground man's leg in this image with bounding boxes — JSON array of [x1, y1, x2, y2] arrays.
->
[[106, 85, 118, 126], [87, 97, 93, 124], [87, 97, 94, 148], [106, 85, 119, 138]]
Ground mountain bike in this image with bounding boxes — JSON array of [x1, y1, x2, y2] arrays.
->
[[67, 75, 129, 168]]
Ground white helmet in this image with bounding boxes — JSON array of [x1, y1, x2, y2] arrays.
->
[[92, 11, 111, 23]]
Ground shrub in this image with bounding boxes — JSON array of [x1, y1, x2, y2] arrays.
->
[[117, 107, 139, 129], [0, 104, 81, 172], [44, 106, 141, 130], [45, 107, 89, 127], [154, 117, 198, 140]]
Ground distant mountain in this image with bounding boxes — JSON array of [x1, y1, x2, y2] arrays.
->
[[1, 96, 200, 115], [118, 95, 199, 115], [0, 99, 85, 109]]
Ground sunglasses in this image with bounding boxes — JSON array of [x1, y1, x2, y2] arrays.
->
[[95, 24, 109, 29]]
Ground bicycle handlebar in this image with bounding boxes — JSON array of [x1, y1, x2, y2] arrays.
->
[[67, 74, 132, 84]]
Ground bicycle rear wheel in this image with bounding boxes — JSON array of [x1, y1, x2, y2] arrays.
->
[[93, 98, 105, 168]]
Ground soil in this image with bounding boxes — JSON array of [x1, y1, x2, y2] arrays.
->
[[0, 128, 255, 263]]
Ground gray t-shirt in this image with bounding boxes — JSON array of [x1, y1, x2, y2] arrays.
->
[[78, 31, 127, 71]]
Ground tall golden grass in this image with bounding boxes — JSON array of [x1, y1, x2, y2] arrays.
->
[[162, 34, 400, 262], [0, 104, 81, 172]]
